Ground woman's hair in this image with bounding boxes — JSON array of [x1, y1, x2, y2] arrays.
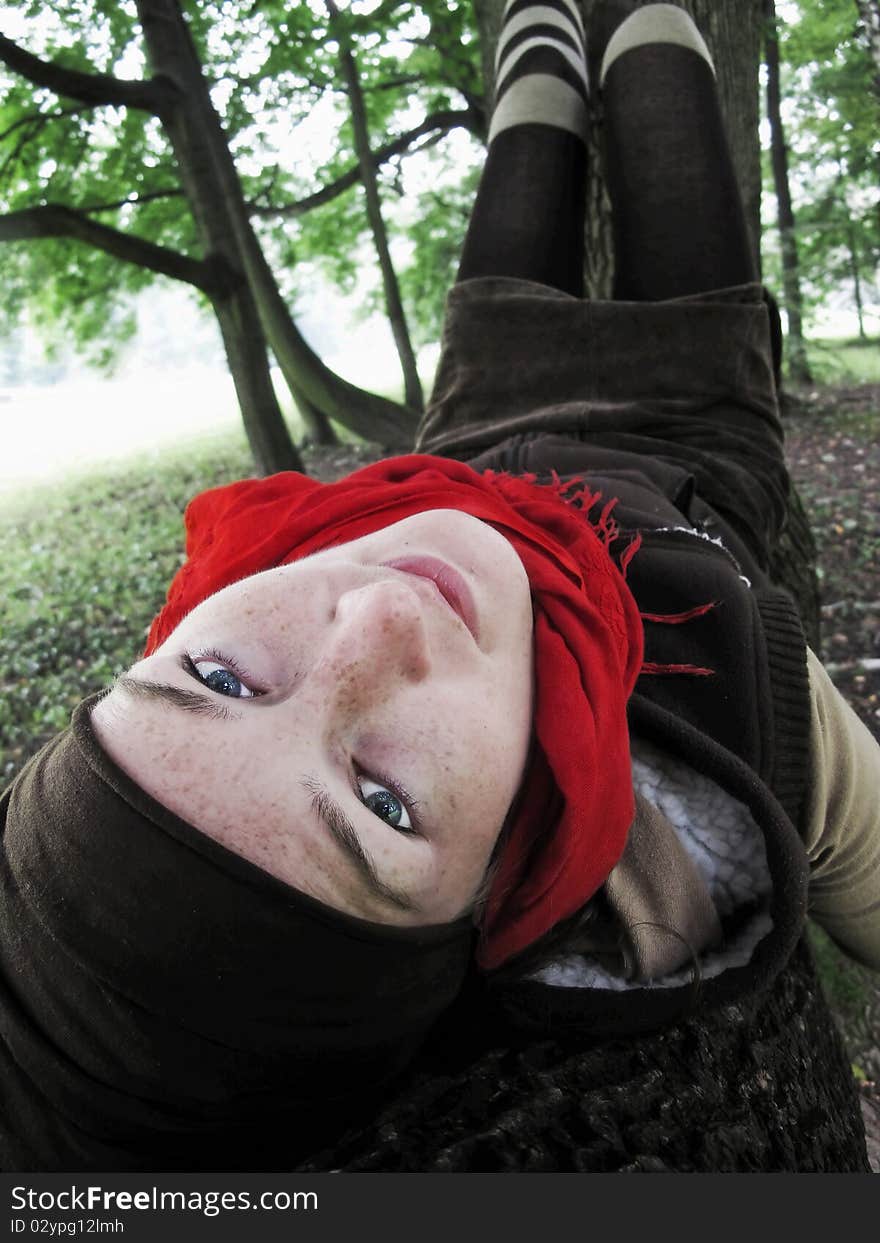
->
[[485, 891, 626, 981]]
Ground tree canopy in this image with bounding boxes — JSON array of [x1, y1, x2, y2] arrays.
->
[[0, 0, 483, 346]]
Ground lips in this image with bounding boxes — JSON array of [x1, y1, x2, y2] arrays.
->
[[381, 556, 479, 642]]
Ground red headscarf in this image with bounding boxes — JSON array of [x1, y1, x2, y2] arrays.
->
[[145, 455, 644, 970]]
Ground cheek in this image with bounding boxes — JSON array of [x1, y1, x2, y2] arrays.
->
[[428, 706, 526, 834], [133, 720, 266, 834], [163, 734, 315, 879]]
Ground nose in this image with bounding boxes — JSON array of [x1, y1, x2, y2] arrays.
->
[[323, 578, 432, 703]]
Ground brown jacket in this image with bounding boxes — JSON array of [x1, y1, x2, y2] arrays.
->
[[464, 431, 880, 980]]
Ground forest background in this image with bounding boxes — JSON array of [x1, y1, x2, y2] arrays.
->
[[0, 0, 877, 475], [0, 0, 879, 1161]]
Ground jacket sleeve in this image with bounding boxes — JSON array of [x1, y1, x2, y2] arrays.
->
[[802, 647, 880, 970]]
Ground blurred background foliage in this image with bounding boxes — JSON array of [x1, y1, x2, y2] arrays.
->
[[760, 0, 879, 346]]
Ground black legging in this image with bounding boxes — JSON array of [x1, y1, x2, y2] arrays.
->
[[457, 38, 758, 303], [418, 20, 787, 574]]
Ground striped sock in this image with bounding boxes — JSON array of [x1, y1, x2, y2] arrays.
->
[[594, 3, 755, 298], [489, 0, 591, 144], [598, 3, 715, 86]]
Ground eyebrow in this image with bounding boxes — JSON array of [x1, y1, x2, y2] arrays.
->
[[300, 775, 421, 915], [115, 675, 420, 915], [115, 674, 240, 720]]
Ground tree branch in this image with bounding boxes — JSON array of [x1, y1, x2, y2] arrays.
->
[[251, 106, 480, 218], [324, 0, 423, 412], [0, 103, 89, 144], [0, 204, 228, 294], [0, 121, 53, 183], [361, 74, 423, 93], [0, 33, 178, 118], [79, 186, 184, 215]]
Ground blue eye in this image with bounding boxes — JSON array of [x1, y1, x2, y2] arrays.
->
[[186, 653, 256, 699], [357, 776, 417, 834]]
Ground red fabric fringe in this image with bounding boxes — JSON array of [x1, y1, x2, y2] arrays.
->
[[640, 601, 719, 625], [638, 601, 718, 677], [641, 661, 716, 677]]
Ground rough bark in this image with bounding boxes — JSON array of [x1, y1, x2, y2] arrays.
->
[[763, 0, 813, 385], [472, 0, 501, 121], [327, 0, 424, 413], [687, 0, 764, 260]]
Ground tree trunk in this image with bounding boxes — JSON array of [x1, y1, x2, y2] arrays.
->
[[328, 0, 424, 414], [225, 220, 412, 445], [855, 0, 880, 99], [763, 0, 813, 386], [211, 293, 305, 475], [475, 0, 820, 642], [844, 205, 868, 340], [473, 0, 501, 122], [134, 0, 415, 463], [127, 0, 308, 472]]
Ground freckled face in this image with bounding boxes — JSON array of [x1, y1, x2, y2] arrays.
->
[[91, 510, 535, 925]]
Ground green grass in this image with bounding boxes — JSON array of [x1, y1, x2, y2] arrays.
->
[[0, 427, 255, 783], [798, 336, 880, 386], [807, 922, 877, 1077], [0, 354, 439, 782]]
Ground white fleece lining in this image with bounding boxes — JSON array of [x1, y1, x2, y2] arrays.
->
[[533, 737, 773, 991]]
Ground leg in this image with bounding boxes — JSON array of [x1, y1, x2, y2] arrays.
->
[[580, 3, 788, 571], [457, 0, 590, 296], [419, 3, 785, 582], [594, 2, 758, 300]]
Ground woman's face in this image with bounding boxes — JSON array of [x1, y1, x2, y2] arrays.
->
[[91, 509, 534, 925]]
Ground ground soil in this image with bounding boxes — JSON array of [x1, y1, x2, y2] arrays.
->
[[300, 382, 880, 1170]]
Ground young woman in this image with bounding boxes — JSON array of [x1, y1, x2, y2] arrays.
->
[[1, 1, 877, 1172]]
